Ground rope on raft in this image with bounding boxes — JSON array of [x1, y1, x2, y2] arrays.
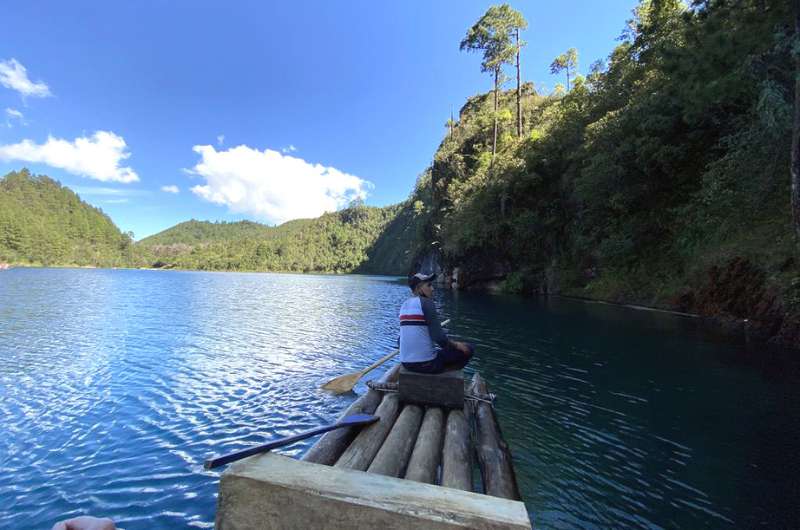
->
[[365, 380, 398, 393], [366, 380, 496, 406]]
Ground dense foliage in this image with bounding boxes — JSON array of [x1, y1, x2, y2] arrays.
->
[[138, 218, 309, 247], [135, 203, 422, 274], [422, 0, 798, 318], [0, 169, 134, 267]]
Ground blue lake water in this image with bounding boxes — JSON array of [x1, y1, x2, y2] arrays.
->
[[1, 268, 798, 529]]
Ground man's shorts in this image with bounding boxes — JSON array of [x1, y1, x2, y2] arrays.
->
[[402, 342, 475, 374]]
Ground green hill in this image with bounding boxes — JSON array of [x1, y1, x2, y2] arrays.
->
[[135, 203, 419, 274], [0, 169, 134, 267], [138, 217, 316, 246], [139, 219, 284, 246]]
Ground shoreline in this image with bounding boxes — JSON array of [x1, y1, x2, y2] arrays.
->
[[549, 293, 701, 319], [0, 263, 406, 278], [5, 263, 794, 351]]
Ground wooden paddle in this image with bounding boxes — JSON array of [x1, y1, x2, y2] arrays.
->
[[321, 319, 450, 394], [204, 413, 379, 469]]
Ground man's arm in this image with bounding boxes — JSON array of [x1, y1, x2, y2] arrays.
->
[[420, 297, 470, 354], [420, 297, 451, 348]]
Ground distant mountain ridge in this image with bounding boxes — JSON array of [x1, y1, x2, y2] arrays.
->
[[0, 168, 420, 274], [138, 218, 312, 247], [135, 204, 422, 274]]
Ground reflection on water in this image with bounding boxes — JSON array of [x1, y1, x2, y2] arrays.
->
[[1, 268, 798, 529]]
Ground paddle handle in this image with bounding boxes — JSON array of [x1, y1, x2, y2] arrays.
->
[[360, 349, 399, 377], [205, 424, 341, 469]]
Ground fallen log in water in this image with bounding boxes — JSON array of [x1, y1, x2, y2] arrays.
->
[[471, 373, 521, 500], [367, 404, 423, 477], [404, 407, 445, 484], [335, 393, 401, 471], [441, 408, 471, 491], [303, 364, 401, 465]]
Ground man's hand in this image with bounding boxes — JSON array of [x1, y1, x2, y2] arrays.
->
[[52, 516, 116, 530], [454, 341, 471, 355]]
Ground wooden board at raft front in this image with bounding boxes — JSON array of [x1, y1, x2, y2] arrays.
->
[[216, 453, 533, 529]]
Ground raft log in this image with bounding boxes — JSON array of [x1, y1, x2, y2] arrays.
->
[[472, 373, 522, 500]]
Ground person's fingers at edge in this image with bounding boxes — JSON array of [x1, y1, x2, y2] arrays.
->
[[58, 516, 117, 530]]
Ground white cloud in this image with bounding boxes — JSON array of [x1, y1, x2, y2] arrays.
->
[[281, 144, 297, 153], [0, 59, 51, 98], [188, 144, 371, 224], [72, 186, 147, 197], [103, 198, 128, 204], [5, 108, 24, 127], [6, 108, 23, 120], [161, 184, 179, 193], [217, 134, 225, 146], [0, 131, 139, 183]]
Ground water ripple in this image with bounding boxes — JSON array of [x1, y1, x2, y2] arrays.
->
[[2, 269, 799, 529], [0, 269, 408, 529]]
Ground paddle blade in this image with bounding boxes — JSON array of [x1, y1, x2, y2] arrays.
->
[[338, 414, 379, 426], [321, 371, 362, 394]]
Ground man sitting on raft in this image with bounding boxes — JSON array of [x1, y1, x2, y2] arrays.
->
[[400, 272, 474, 374]]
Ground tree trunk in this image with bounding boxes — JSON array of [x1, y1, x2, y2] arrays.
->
[[492, 67, 499, 161], [516, 28, 522, 137], [793, 0, 800, 241], [566, 70, 570, 92]]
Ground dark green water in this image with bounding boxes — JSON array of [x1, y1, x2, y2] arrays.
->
[[1, 268, 798, 528], [447, 292, 800, 528]]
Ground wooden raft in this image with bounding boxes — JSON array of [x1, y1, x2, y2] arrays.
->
[[302, 365, 523, 500], [215, 365, 531, 529]]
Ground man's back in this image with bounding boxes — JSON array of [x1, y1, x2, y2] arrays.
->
[[399, 295, 437, 363]]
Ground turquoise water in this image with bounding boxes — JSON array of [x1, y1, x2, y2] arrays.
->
[[1, 268, 798, 528]]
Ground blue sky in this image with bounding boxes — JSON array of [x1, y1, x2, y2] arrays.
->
[[0, 0, 637, 239]]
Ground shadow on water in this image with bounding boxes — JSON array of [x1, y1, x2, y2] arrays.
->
[[439, 290, 800, 529]]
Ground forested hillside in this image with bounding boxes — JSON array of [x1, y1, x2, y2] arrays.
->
[[411, 0, 799, 344], [139, 219, 307, 246], [0, 169, 134, 267], [135, 203, 422, 274], [0, 168, 421, 274]]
